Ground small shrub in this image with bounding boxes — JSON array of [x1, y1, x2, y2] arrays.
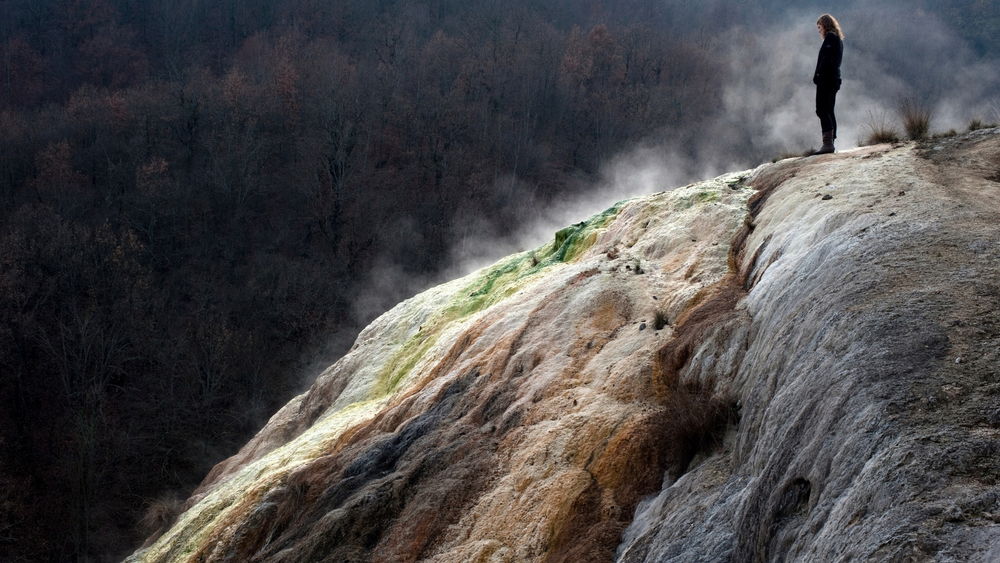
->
[[139, 494, 183, 537], [654, 309, 669, 330], [861, 110, 901, 145], [899, 97, 932, 140], [632, 258, 644, 275], [968, 119, 985, 131], [665, 389, 739, 479]]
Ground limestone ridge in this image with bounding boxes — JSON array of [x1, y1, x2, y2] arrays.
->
[[130, 129, 1000, 562]]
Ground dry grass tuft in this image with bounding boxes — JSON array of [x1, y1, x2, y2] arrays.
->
[[664, 388, 739, 478], [654, 309, 669, 330], [861, 110, 901, 146], [139, 494, 184, 538], [967, 119, 997, 132], [899, 97, 932, 140]]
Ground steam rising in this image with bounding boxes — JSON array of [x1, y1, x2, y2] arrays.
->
[[348, 3, 999, 350]]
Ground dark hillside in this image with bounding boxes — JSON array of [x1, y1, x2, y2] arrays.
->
[[0, 1, 997, 560]]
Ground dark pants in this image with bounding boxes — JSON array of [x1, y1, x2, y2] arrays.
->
[[815, 83, 839, 137]]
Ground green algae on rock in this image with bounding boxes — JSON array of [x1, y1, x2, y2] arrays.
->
[[129, 170, 751, 562], [130, 128, 1000, 563], [374, 200, 627, 397]]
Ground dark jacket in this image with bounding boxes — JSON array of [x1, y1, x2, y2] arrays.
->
[[813, 31, 843, 87]]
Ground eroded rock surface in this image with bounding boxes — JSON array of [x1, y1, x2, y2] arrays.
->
[[130, 130, 1000, 562]]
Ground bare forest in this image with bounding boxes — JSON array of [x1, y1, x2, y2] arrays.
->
[[1, 0, 997, 560]]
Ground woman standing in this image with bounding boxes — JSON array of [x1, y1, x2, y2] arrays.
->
[[813, 14, 844, 154]]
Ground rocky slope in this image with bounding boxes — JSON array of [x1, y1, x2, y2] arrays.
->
[[130, 129, 1000, 562]]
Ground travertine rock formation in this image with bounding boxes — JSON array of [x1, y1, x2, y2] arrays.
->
[[130, 129, 1000, 562]]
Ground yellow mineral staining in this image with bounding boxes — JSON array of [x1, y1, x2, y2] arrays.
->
[[132, 169, 754, 563], [135, 397, 387, 562], [372, 201, 628, 397]]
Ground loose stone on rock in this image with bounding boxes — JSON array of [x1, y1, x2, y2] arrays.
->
[[944, 505, 964, 522]]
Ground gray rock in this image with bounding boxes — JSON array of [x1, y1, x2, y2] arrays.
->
[[617, 131, 1000, 563]]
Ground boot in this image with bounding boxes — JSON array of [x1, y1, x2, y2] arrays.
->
[[814, 130, 835, 155]]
